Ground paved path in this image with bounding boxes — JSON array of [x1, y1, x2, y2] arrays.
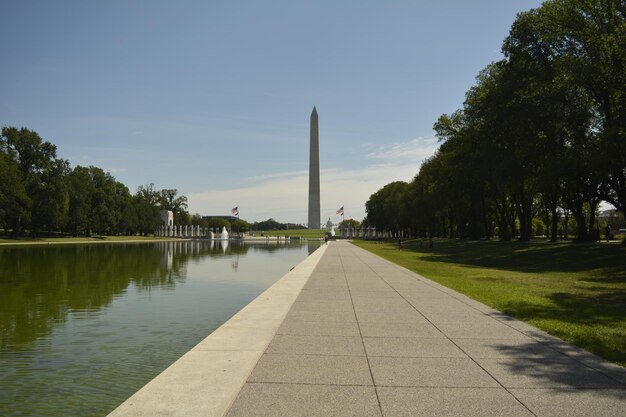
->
[[225, 240, 625, 417]]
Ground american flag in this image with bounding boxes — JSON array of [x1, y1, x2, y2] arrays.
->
[[336, 206, 344, 215], [231, 206, 239, 216]]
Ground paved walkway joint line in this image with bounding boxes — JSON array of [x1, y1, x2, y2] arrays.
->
[[109, 241, 625, 417], [225, 241, 626, 417], [107, 243, 329, 417]]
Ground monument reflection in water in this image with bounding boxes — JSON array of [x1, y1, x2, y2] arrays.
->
[[0, 239, 320, 417]]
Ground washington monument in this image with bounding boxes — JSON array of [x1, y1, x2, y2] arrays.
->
[[308, 106, 320, 229]]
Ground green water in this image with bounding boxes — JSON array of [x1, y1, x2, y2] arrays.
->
[[0, 240, 319, 417]]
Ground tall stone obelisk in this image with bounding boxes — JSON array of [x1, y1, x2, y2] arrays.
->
[[308, 106, 321, 229]]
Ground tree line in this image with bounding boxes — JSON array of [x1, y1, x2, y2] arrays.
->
[[0, 126, 189, 237], [366, 0, 626, 242], [0, 126, 308, 237]]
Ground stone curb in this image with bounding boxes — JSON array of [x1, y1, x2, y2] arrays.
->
[[107, 243, 329, 417]]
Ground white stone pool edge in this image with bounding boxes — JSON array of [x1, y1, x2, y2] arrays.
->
[[107, 243, 328, 417]]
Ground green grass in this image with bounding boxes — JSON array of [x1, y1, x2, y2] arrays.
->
[[352, 238, 626, 367], [249, 229, 326, 238], [0, 235, 176, 245]]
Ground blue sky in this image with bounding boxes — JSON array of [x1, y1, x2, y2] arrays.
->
[[1, 1, 545, 224]]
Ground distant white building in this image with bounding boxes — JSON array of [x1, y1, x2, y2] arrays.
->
[[160, 210, 173, 226]]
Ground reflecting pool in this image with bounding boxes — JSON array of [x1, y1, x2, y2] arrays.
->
[[0, 239, 320, 417]]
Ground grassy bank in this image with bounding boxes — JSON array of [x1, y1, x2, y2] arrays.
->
[[249, 229, 325, 239], [352, 239, 626, 367], [0, 235, 177, 245]]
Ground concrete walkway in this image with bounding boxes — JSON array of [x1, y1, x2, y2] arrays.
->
[[109, 243, 329, 417], [224, 240, 625, 417]]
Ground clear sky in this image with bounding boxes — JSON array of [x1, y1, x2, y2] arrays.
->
[[1, 1, 545, 225]]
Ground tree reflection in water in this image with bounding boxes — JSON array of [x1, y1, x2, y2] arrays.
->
[[0, 239, 320, 417], [0, 240, 318, 349]]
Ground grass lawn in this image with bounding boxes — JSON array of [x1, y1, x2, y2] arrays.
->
[[249, 229, 326, 239], [0, 235, 176, 245], [352, 238, 626, 367]]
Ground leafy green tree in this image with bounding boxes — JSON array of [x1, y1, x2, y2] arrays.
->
[[207, 217, 231, 231], [67, 166, 93, 236], [0, 152, 30, 235], [117, 198, 138, 235], [339, 219, 361, 229], [30, 158, 70, 234], [535, 0, 626, 222], [67, 166, 128, 235], [252, 218, 283, 231], [133, 184, 161, 235], [176, 212, 192, 226], [408, 154, 462, 238], [191, 213, 206, 226], [89, 169, 115, 234], [231, 219, 250, 233], [0, 127, 195, 238], [158, 189, 188, 222], [504, 0, 611, 240], [111, 181, 132, 235], [365, 181, 408, 235], [433, 113, 492, 240], [365, 0, 624, 243], [1, 127, 69, 236]]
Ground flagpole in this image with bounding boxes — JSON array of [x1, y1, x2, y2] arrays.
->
[[336, 205, 345, 230], [335, 206, 343, 236], [231, 206, 239, 234], [341, 205, 346, 227]]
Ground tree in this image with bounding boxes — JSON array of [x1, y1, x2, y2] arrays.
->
[[365, 182, 408, 235], [0, 152, 30, 236], [112, 181, 132, 235], [252, 218, 282, 231], [133, 184, 161, 235], [117, 198, 138, 235], [30, 158, 70, 234], [207, 217, 231, 231], [1, 127, 69, 236], [339, 219, 361, 229], [90, 168, 121, 235], [176, 212, 192, 226], [191, 213, 206, 227], [540, 0, 626, 222], [231, 219, 250, 233], [158, 189, 188, 222], [433, 110, 494, 240], [504, 0, 613, 240], [67, 166, 93, 236], [365, 0, 625, 243], [67, 166, 127, 236], [0, 126, 193, 238]]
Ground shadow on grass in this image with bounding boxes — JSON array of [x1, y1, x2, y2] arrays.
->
[[357, 239, 626, 367], [481, 338, 626, 391], [388, 239, 626, 366], [503, 291, 626, 325], [405, 239, 626, 280], [500, 291, 626, 365]]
